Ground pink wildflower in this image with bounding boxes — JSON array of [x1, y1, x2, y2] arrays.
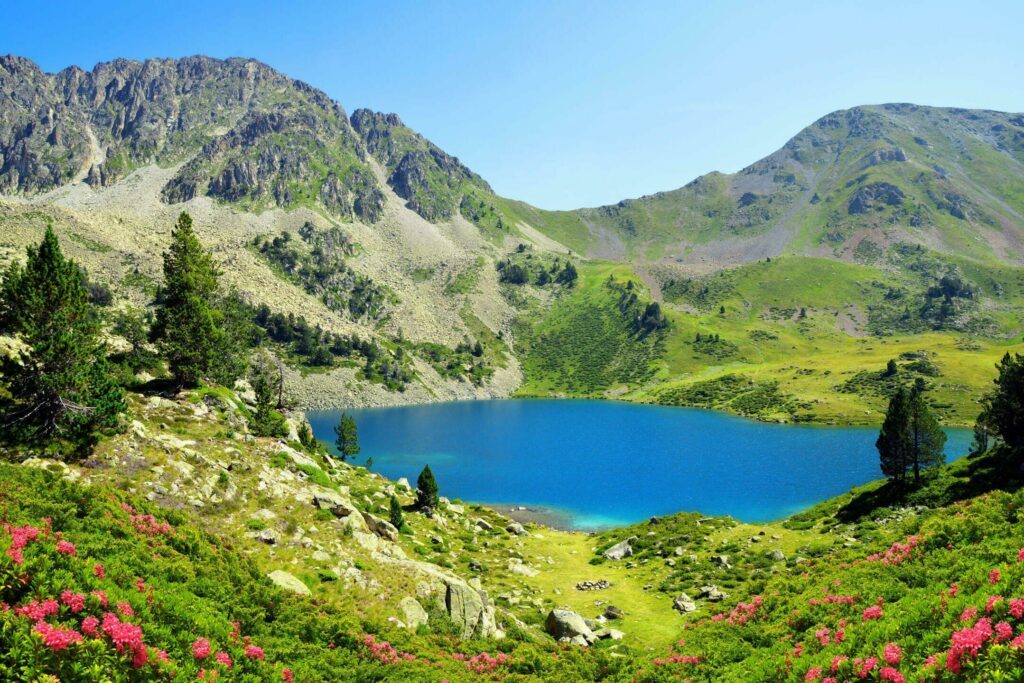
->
[[879, 667, 905, 683], [34, 622, 83, 651], [216, 651, 233, 668], [93, 563, 105, 579], [990, 568, 1002, 585], [61, 590, 86, 614], [81, 616, 99, 637], [883, 642, 902, 665], [862, 605, 883, 621], [244, 645, 265, 661], [192, 637, 212, 660], [55, 540, 76, 556]]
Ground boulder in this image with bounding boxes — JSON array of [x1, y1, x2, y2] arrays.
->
[[396, 477, 412, 490], [545, 609, 596, 645], [698, 585, 727, 602], [267, 570, 311, 596], [365, 514, 399, 542], [767, 549, 786, 562], [603, 538, 635, 561], [475, 518, 493, 531], [506, 522, 528, 536], [603, 605, 624, 620], [254, 528, 279, 545], [446, 580, 500, 639], [311, 486, 360, 520], [592, 628, 625, 641], [673, 594, 697, 614], [399, 597, 429, 630], [710, 555, 731, 569]]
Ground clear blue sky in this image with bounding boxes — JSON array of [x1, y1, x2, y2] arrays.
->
[[4, 1, 1022, 209]]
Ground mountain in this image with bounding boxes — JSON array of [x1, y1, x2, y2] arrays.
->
[[519, 104, 1024, 267], [0, 55, 1022, 421]]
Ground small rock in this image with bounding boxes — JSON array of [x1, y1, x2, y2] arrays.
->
[[267, 570, 310, 596], [603, 538, 635, 561]]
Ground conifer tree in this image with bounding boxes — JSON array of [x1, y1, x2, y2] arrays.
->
[[981, 352, 1024, 451], [389, 494, 405, 530], [151, 212, 244, 387], [333, 412, 359, 461], [877, 387, 911, 484], [907, 382, 946, 482], [416, 464, 439, 513], [0, 227, 124, 454], [248, 351, 287, 438]]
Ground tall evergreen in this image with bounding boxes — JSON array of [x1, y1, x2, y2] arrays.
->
[[907, 382, 946, 482], [333, 412, 360, 461], [151, 213, 244, 387], [0, 227, 124, 454], [389, 494, 405, 530], [981, 352, 1024, 451], [877, 387, 912, 484], [248, 351, 287, 438], [416, 464, 439, 513]]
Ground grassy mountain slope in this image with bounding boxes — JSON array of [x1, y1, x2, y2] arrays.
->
[[4, 382, 1024, 681], [512, 105, 1024, 267]]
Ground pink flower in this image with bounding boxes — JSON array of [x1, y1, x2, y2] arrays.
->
[[995, 621, 1014, 642], [883, 642, 902, 665], [55, 540, 76, 556], [854, 656, 878, 678], [81, 616, 99, 636], [990, 568, 1002, 585], [61, 590, 86, 614], [216, 651, 233, 668], [1011, 598, 1024, 619], [16, 598, 59, 622], [879, 667, 905, 683], [244, 645, 265, 661], [117, 601, 135, 617], [815, 628, 830, 646], [93, 563, 105, 579], [282, 670, 294, 682], [948, 582, 959, 598], [1018, 546, 1024, 562], [862, 605, 883, 621], [960, 606, 978, 623], [34, 622, 83, 651], [192, 637, 212, 660], [91, 590, 108, 608], [804, 666, 822, 681]]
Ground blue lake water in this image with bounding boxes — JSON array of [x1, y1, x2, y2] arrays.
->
[[307, 399, 971, 530]]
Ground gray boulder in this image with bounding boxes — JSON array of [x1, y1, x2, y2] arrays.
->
[[365, 514, 399, 542], [698, 585, 727, 602], [506, 522, 528, 536], [767, 549, 786, 562], [672, 593, 697, 613], [603, 537, 635, 561], [710, 554, 731, 569], [399, 597, 429, 630], [545, 609, 596, 645]]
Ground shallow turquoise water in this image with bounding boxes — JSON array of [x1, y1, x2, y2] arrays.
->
[[307, 399, 971, 530]]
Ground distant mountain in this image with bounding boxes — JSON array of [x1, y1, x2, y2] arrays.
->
[[0, 55, 492, 226], [4, 55, 1023, 268], [524, 105, 1024, 266]]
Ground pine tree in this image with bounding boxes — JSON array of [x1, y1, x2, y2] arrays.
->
[[389, 494, 405, 530], [151, 213, 244, 387], [981, 352, 1024, 451], [416, 464, 439, 512], [248, 352, 287, 438], [333, 412, 359, 461], [877, 387, 912, 484], [907, 382, 946, 482], [0, 227, 125, 455]]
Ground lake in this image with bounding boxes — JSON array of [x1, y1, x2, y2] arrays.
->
[[307, 399, 971, 530]]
